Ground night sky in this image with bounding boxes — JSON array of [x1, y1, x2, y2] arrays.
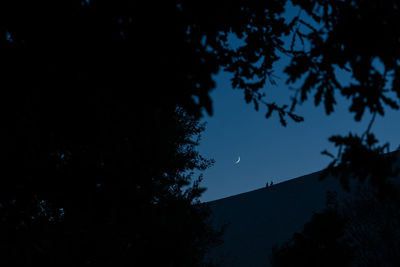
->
[[197, 11, 400, 202], [198, 70, 399, 202]]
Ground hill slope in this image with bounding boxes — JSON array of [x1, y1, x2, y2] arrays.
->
[[206, 151, 400, 267]]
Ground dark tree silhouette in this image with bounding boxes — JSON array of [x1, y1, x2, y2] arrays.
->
[[3, 0, 399, 183], [270, 181, 400, 267], [270, 193, 355, 267], [1, 102, 222, 266], [1, 0, 400, 266], [341, 183, 400, 267]]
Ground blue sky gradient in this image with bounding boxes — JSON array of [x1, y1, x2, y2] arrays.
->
[[196, 2, 399, 202], [198, 71, 399, 202]]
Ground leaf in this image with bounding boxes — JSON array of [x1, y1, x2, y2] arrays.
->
[[288, 112, 304, 122], [253, 98, 259, 111], [321, 149, 334, 158], [244, 89, 252, 103], [265, 106, 274, 119], [365, 133, 378, 147], [278, 112, 287, 127]]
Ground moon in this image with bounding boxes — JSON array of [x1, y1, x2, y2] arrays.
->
[[235, 156, 240, 164]]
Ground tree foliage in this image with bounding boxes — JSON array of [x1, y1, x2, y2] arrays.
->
[[342, 184, 400, 267], [270, 183, 400, 267], [1, 0, 400, 265], [1, 99, 221, 266], [270, 193, 355, 267], [2, 1, 399, 125]]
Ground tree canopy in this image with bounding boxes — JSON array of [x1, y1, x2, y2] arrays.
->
[[3, 1, 399, 123], [270, 180, 400, 267], [1, 0, 399, 266], [270, 193, 355, 267]]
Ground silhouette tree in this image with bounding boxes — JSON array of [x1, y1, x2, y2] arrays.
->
[[3, 0, 399, 186], [1, 101, 222, 266], [270, 193, 355, 267], [1, 0, 400, 265], [2, 1, 227, 266], [341, 183, 400, 266], [270, 181, 400, 267]]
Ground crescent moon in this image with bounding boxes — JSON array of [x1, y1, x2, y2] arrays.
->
[[235, 156, 240, 164]]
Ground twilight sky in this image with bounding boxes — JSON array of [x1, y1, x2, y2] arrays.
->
[[198, 70, 399, 202], [197, 3, 400, 202]]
